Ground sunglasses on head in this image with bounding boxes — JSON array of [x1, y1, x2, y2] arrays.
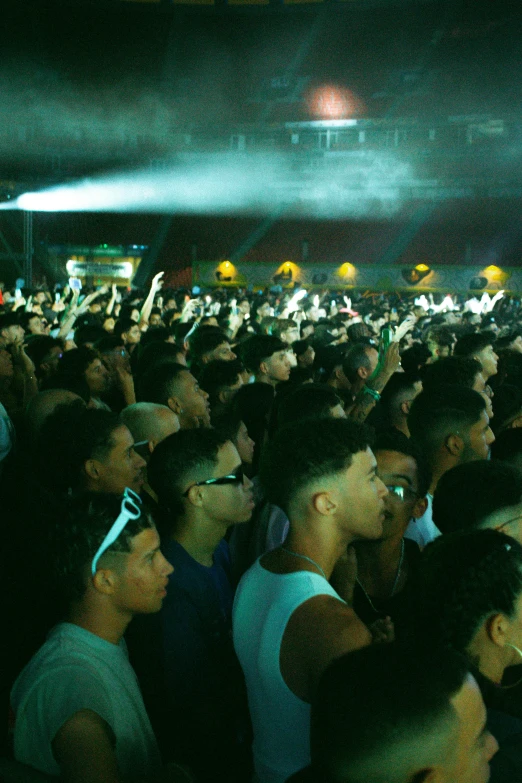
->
[[183, 465, 244, 497], [91, 488, 142, 576]]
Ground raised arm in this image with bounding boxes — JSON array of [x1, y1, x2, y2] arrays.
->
[[139, 272, 164, 330]]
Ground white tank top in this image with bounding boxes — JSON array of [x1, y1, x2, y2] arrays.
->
[[232, 559, 344, 783]]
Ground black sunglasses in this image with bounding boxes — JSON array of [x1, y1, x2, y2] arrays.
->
[[183, 465, 244, 497]]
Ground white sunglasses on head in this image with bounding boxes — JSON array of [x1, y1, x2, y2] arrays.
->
[[91, 488, 142, 576]]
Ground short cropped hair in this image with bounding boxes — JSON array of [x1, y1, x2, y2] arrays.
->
[[378, 372, 421, 418], [341, 343, 373, 384], [148, 428, 229, 529], [311, 642, 468, 783], [433, 460, 522, 534], [137, 362, 188, 405], [239, 334, 286, 374], [454, 331, 495, 358], [408, 384, 486, 462], [50, 492, 153, 609], [260, 418, 373, 514], [277, 384, 343, 428]]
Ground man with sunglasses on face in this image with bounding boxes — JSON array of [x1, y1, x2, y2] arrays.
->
[[10, 491, 177, 783], [128, 429, 255, 782]]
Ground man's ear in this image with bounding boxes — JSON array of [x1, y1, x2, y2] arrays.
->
[[312, 491, 337, 516], [485, 612, 510, 648], [92, 568, 118, 596], [218, 389, 229, 405], [412, 496, 428, 519], [357, 366, 367, 380], [84, 459, 101, 481], [400, 400, 411, 416], [259, 360, 269, 377], [185, 484, 205, 508], [167, 396, 182, 416], [148, 439, 156, 455], [445, 434, 463, 458]]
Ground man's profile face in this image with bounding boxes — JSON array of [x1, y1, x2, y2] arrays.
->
[[175, 371, 211, 427], [446, 674, 497, 783], [85, 358, 110, 396], [28, 315, 46, 335], [125, 325, 142, 345], [463, 410, 495, 462], [474, 345, 498, 380], [375, 449, 423, 541], [111, 526, 174, 616], [94, 425, 146, 494], [263, 350, 291, 382], [195, 441, 254, 525], [337, 447, 388, 540]]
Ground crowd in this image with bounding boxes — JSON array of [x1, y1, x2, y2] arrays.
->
[[2, 271, 522, 782]]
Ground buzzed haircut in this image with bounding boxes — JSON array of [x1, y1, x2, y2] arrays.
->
[[120, 402, 177, 444], [311, 642, 468, 783], [148, 428, 229, 531], [260, 417, 373, 515], [239, 334, 287, 374], [378, 372, 421, 416], [277, 384, 343, 428], [433, 460, 522, 534], [454, 331, 495, 358], [341, 343, 374, 384], [408, 384, 486, 462], [422, 357, 483, 392], [137, 362, 188, 405]]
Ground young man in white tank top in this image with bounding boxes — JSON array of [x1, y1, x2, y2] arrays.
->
[[233, 417, 388, 783]]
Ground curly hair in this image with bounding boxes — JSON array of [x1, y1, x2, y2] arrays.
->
[[406, 529, 522, 656], [36, 402, 121, 493], [260, 417, 374, 515]]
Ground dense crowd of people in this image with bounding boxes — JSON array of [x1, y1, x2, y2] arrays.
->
[[2, 271, 522, 782]]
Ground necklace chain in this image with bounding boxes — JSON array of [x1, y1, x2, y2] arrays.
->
[[282, 547, 327, 581], [357, 539, 405, 615]]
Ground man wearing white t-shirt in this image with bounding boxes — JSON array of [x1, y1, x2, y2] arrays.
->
[[10, 491, 175, 782]]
